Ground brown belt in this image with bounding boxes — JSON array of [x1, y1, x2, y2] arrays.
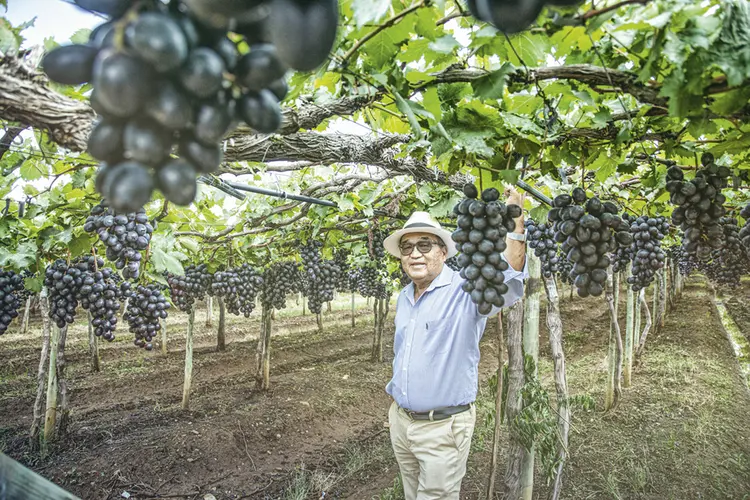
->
[[400, 404, 471, 421]]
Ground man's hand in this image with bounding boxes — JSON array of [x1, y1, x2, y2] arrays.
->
[[504, 186, 525, 233]]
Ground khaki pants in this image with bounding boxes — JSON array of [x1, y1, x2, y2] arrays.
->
[[388, 401, 476, 500]]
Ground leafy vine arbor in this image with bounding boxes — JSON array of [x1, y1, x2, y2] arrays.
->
[[2, 0, 750, 495]]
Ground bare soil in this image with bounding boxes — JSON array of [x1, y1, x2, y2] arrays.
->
[[2, 280, 750, 500]]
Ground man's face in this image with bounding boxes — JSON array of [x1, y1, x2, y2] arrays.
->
[[399, 232, 447, 285]]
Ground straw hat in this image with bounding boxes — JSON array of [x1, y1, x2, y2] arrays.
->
[[383, 211, 457, 258]]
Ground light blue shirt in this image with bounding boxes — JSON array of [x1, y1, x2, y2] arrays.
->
[[386, 259, 527, 412]]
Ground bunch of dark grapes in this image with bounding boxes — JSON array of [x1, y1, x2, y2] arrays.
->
[[524, 219, 559, 278], [391, 268, 411, 288], [14, 270, 33, 304], [72, 255, 128, 341], [166, 263, 212, 312], [42, 0, 340, 212], [738, 204, 750, 259], [668, 245, 700, 276], [0, 270, 25, 334], [124, 283, 170, 350], [334, 250, 351, 292], [45, 260, 83, 328], [306, 260, 339, 314], [703, 217, 750, 287], [548, 187, 633, 297], [626, 216, 669, 291], [211, 264, 263, 316], [667, 153, 729, 260], [612, 213, 635, 273], [556, 251, 574, 285], [354, 266, 390, 299], [84, 201, 152, 279], [300, 241, 339, 314], [261, 261, 302, 310], [368, 229, 387, 264], [445, 255, 462, 272], [451, 184, 521, 314]]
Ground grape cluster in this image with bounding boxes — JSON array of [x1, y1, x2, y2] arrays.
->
[[611, 213, 635, 273], [525, 219, 560, 278], [124, 283, 170, 350], [668, 245, 699, 277], [445, 255, 462, 272], [14, 270, 33, 304], [261, 261, 302, 310], [627, 216, 669, 291], [667, 153, 729, 260], [76, 256, 129, 341], [84, 202, 153, 280], [368, 230, 387, 263], [300, 241, 340, 314], [333, 250, 351, 292], [548, 187, 632, 298], [43, 0, 339, 212], [45, 260, 83, 328], [738, 204, 750, 258], [307, 260, 339, 314], [166, 263, 212, 312], [353, 266, 390, 299], [556, 251, 574, 285], [703, 217, 750, 288], [0, 270, 25, 335], [451, 184, 520, 314], [211, 264, 264, 316]]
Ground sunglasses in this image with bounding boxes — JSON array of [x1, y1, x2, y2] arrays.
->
[[398, 239, 444, 256]]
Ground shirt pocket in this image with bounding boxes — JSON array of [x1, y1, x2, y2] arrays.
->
[[422, 318, 454, 356]]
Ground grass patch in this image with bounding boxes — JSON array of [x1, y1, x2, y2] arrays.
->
[[375, 475, 404, 500]]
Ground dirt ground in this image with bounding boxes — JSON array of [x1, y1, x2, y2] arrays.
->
[[2, 279, 750, 500]]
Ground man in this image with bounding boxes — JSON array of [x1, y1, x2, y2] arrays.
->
[[381, 189, 527, 500]]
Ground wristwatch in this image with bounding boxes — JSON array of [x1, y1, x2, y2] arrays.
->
[[507, 231, 526, 242]]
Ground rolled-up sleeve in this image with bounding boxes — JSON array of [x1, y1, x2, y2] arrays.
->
[[479, 255, 528, 317]]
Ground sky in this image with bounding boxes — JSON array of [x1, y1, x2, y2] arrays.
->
[[7, 0, 100, 47]]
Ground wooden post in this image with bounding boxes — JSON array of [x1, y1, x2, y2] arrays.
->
[[261, 305, 272, 390], [161, 317, 168, 355], [605, 270, 620, 410], [217, 296, 226, 351], [504, 299, 525, 499], [21, 295, 32, 334], [636, 289, 653, 357], [624, 269, 635, 387], [205, 296, 213, 327], [87, 312, 100, 372], [520, 251, 541, 500], [485, 312, 504, 500], [43, 324, 61, 447], [604, 268, 623, 411], [316, 312, 323, 332], [30, 290, 51, 449], [652, 278, 659, 333], [302, 295, 306, 316], [545, 277, 570, 500], [659, 267, 667, 328], [0, 452, 80, 499], [55, 325, 70, 438], [181, 309, 195, 410], [351, 292, 356, 328], [327, 300, 332, 314]]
